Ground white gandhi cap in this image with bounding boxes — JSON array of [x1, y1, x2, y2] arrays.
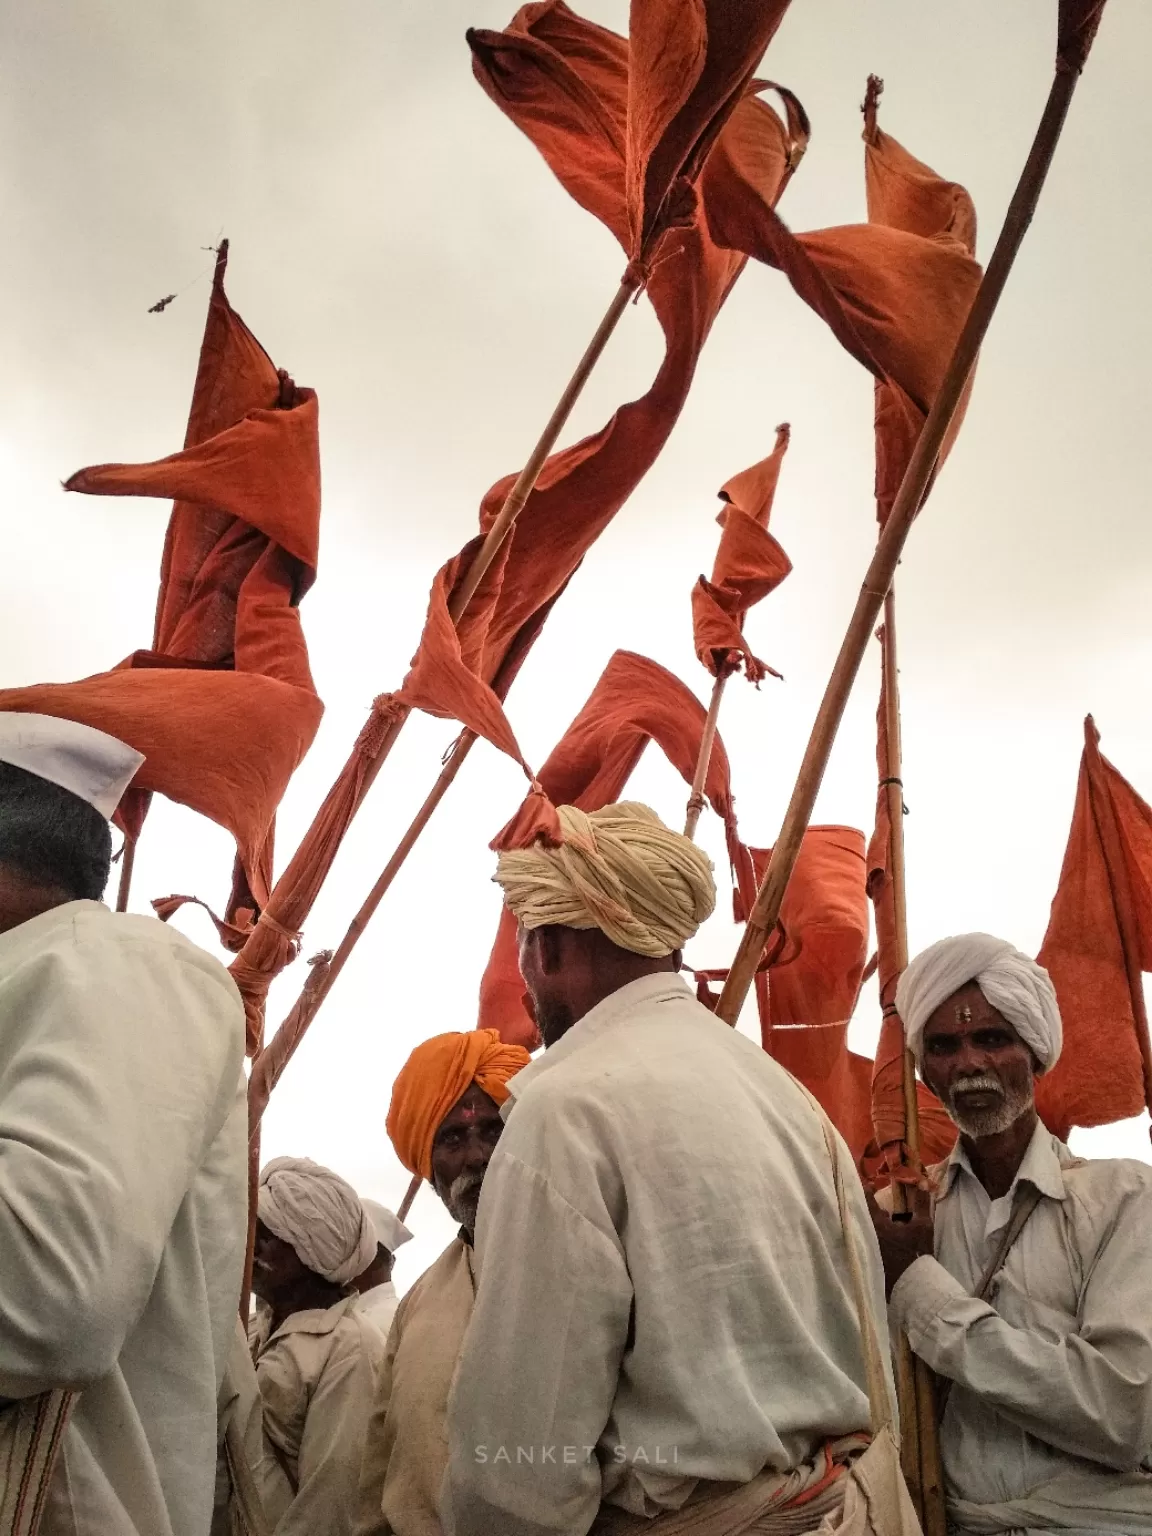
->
[[0, 712, 145, 820], [360, 1198, 413, 1255]]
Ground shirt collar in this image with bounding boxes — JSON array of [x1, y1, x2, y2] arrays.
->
[[502, 972, 693, 1119], [264, 1292, 357, 1348], [939, 1115, 1067, 1204]]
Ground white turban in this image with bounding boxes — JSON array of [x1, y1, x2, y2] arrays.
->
[[493, 801, 716, 958], [896, 933, 1063, 1071], [360, 1198, 413, 1257], [258, 1157, 377, 1286]]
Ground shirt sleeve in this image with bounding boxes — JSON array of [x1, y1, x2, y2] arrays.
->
[[892, 1188, 1152, 1472], [442, 1138, 633, 1536], [275, 1323, 380, 1536], [0, 925, 243, 1396]]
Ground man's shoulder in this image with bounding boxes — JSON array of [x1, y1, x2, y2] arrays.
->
[[1062, 1151, 1152, 1217], [400, 1237, 470, 1312], [40, 902, 240, 1004]]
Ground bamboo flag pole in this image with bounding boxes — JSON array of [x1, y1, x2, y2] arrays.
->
[[248, 729, 477, 1121], [880, 590, 920, 1202], [880, 589, 947, 1534], [236, 270, 642, 1006], [115, 835, 137, 913], [715, 53, 1092, 1031], [397, 1173, 422, 1224], [684, 672, 729, 839]]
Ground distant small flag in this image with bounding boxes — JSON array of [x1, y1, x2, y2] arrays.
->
[[148, 293, 177, 314]]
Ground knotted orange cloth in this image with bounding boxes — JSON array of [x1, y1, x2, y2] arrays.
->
[[386, 1029, 532, 1180]]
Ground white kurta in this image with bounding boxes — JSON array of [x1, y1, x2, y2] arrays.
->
[[255, 1294, 386, 1535], [442, 973, 892, 1536], [0, 899, 247, 1536], [891, 1119, 1152, 1534], [357, 1283, 401, 1342]]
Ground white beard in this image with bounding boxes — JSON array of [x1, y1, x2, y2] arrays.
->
[[945, 1072, 1033, 1138]]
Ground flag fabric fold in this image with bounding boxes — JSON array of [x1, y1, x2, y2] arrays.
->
[[702, 76, 980, 525], [1036, 717, 1152, 1138], [691, 423, 792, 681], [0, 245, 322, 979], [404, 3, 808, 752]]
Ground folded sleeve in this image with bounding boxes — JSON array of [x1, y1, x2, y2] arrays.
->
[[0, 925, 243, 1395], [892, 1190, 1152, 1472]]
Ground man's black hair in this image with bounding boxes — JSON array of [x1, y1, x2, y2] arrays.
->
[[0, 761, 112, 902]]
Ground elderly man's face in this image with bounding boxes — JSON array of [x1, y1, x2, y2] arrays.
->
[[430, 1083, 504, 1234], [920, 981, 1036, 1137]]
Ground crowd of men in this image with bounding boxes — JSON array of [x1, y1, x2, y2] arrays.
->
[[1, 711, 1151, 1536]]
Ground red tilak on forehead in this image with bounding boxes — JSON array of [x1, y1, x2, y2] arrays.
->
[[453, 1103, 483, 1124]]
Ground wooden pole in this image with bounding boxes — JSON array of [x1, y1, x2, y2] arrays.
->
[[881, 592, 947, 1534], [448, 273, 640, 624], [235, 272, 640, 989], [397, 1173, 421, 1224], [880, 592, 922, 1199], [248, 730, 477, 1120], [683, 673, 729, 839], [1084, 719, 1152, 1128], [115, 835, 137, 913], [714, 58, 1087, 1030]]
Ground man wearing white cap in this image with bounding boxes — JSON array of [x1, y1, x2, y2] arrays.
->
[[246, 1157, 387, 1535], [354, 1199, 413, 1342], [0, 712, 247, 1534], [871, 932, 1152, 1533]]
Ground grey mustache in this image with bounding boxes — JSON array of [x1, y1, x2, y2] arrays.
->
[[951, 1073, 1003, 1096]]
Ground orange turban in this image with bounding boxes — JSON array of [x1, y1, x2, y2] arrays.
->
[[386, 1028, 532, 1180]]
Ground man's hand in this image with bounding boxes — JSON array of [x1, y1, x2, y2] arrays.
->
[[867, 1186, 934, 1300]]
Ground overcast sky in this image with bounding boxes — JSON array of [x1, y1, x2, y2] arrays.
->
[[3, 0, 1150, 1288]]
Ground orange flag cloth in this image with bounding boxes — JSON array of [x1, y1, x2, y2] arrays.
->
[[386, 1029, 532, 1179], [691, 424, 793, 682], [480, 650, 740, 1049], [395, 4, 809, 773], [1036, 717, 1152, 1140], [701, 79, 980, 525], [866, 658, 956, 1181], [1, 247, 321, 965]]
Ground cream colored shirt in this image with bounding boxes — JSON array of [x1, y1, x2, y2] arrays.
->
[[0, 900, 247, 1536], [443, 974, 892, 1536], [891, 1120, 1152, 1534], [357, 1282, 401, 1342], [255, 1294, 386, 1535], [355, 1237, 475, 1536]]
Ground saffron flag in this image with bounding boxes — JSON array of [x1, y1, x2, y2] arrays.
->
[[1037, 717, 1152, 1138], [396, 2, 808, 772], [691, 424, 793, 682], [0, 245, 322, 998]]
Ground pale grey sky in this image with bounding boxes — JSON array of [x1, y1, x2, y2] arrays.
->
[[3, 1, 1150, 1286]]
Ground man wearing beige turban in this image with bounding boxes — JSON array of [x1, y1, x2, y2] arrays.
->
[[222, 1157, 386, 1536], [443, 803, 895, 1536], [354, 1029, 530, 1536], [870, 933, 1152, 1534]]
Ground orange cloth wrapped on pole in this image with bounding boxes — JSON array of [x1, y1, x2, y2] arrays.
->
[[480, 649, 740, 1049], [1036, 716, 1152, 1140]]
